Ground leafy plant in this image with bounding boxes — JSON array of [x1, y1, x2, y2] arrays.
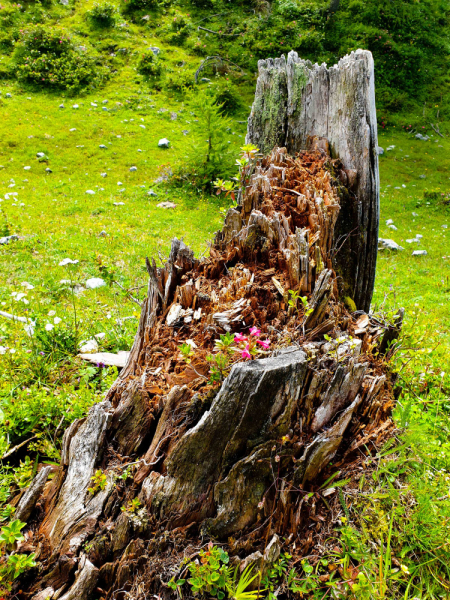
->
[[88, 469, 108, 495], [86, 2, 118, 28], [121, 498, 142, 514], [178, 342, 194, 364], [137, 51, 162, 79], [0, 520, 26, 547]]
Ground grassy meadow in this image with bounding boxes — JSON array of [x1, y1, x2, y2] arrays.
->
[[0, 0, 449, 594]]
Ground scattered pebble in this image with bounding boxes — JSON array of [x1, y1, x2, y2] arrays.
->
[[0, 235, 18, 245], [86, 190, 95, 195], [113, 202, 125, 206], [377, 146, 384, 155], [24, 166, 31, 171], [85, 277, 106, 289], [72, 104, 79, 109], [387, 224, 397, 231], [157, 201, 176, 209], [129, 166, 137, 172], [386, 219, 394, 226], [378, 238, 404, 251], [406, 238, 420, 244], [99, 144, 107, 149], [412, 212, 419, 217], [412, 250, 427, 256], [419, 174, 426, 179], [79, 338, 99, 353], [148, 190, 158, 197], [158, 138, 170, 148], [101, 173, 107, 178]]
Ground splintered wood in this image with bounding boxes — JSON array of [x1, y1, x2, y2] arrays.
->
[[17, 145, 398, 600]]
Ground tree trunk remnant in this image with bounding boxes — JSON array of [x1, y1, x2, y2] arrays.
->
[[246, 50, 380, 312], [14, 53, 395, 600]]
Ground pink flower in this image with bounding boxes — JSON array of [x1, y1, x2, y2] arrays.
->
[[241, 344, 251, 359], [257, 339, 270, 349], [249, 326, 261, 337], [234, 333, 248, 343]]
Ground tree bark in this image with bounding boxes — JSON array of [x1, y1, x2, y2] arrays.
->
[[246, 50, 380, 312], [15, 54, 394, 600]]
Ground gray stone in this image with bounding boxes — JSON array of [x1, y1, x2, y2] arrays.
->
[[170, 112, 177, 120], [419, 174, 426, 179], [378, 238, 404, 251], [412, 250, 427, 256], [387, 224, 397, 231], [158, 138, 170, 148], [149, 46, 160, 56], [101, 173, 107, 178], [99, 144, 107, 149], [102, 107, 108, 111], [406, 238, 420, 244], [200, 77, 211, 83], [147, 190, 158, 197], [45, 168, 52, 173], [85, 277, 106, 289], [86, 190, 95, 195], [129, 166, 137, 172], [0, 235, 19, 245], [59, 104, 65, 108], [377, 146, 384, 155], [386, 219, 394, 226], [36, 152, 46, 158], [5, 93, 11, 98]]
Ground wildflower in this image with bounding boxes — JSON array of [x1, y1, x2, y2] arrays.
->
[[241, 344, 251, 359], [48, 310, 56, 316], [10, 348, 16, 354], [24, 320, 36, 336], [400, 564, 410, 575], [257, 500, 264, 509], [45, 323, 54, 331], [54, 317, 62, 324], [0, 346, 7, 355], [21, 282, 34, 290], [59, 258, 79, 266], [249, 326, 261, 337], [274, 455, 280, 462], [256, 339, 270, 349], [234, 333, 248, 343]]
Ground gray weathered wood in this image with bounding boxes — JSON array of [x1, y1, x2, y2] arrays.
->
[[15, 466, 52, 522], [247, 49, 379, 312]]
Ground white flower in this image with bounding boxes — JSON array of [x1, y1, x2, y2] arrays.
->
[[59, 258, 79, 266], [48, 310, 56, 317], [9, 348, 16, 354], [21, 282, 34, 290], [45, 323, 54, 331], [11, 292, 27, 302], [54, 317, 62, 324], [0, 346, 7, 355]]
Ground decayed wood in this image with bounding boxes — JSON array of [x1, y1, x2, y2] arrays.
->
[[16, 77, 395, 600], [247, 50, 379, 312], [15, 466, 52, 523]]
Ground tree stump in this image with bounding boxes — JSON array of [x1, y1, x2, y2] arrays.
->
[[15, 51, 396, 600], [247, 50, 380, 312]]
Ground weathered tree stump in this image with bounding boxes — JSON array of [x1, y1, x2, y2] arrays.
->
[[14, 51, 396, 600]]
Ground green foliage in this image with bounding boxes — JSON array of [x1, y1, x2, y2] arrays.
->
[[0, 519, 25, 547], [121, 498, 142, 513], [165, 67, 194, 91], [88, 469, 108, 495], [178, 86, 235, 186], [137, 51, 162, 79], [13, 26, 107, 93], [86, 2, 119, 28], [178, 342, 194, 363], [120, 0, 157, 13]]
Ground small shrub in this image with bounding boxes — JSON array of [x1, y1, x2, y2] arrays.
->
[[137, 51, 162, 78], [13, 26, 107, 93], [164, 11, 193, 45], [86, 2, 118, 28], [121, 0, 157, 13], [277, 0, 303, 18], [165, 67, 194, 91], [214, 80, 243, 114]]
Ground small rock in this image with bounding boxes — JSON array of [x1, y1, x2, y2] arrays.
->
[[59, 104, 65, 108], [60, 0, 68, 5], [377, 146, 384, 155], [442, 224, 448, 229], [72, 104, 79, 109], [157, 201, 176, 209], [170, 112, 177, 121], [142, 14, 150, 21], [158, 138, 170, 148], [70, 128, 76, 132], [387, 224, 397, 231], [99, 145, 107, 149], [113, 202, 125, 206], [182, 129, 189, 136], [394, 187, 401, 190], [99, 230, 107, 237], [5, 93, 11, 98], [79, 338, 99, 353], [412, 250, 427, 256], [102, 107, 108, 112], [406, 238, 420, 244], [91, 102, 97, 107], [36, 152, 45, 158], [102, 99, 108, 104], [86, 190, 95, 195], [200, 77, 211, 83], [419, 174, 426, 179], [85, 277, 106, 289], [415, 234, 423, 239], [150, 46, 160, 56], [148, 190, 157, 197], [386, 219, 394, 226], [378, 238, 404, 251], [45, 168, 52, 173], [139, 124, 146, 129], [402, 184, 406, 188], [101, 172, 107, 178], [0, 234, 19, 245], [412, 212, 419, 217], [129, 166, 137, 172], [117, 181, 123, 186], [24, 166, 31, 171]]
